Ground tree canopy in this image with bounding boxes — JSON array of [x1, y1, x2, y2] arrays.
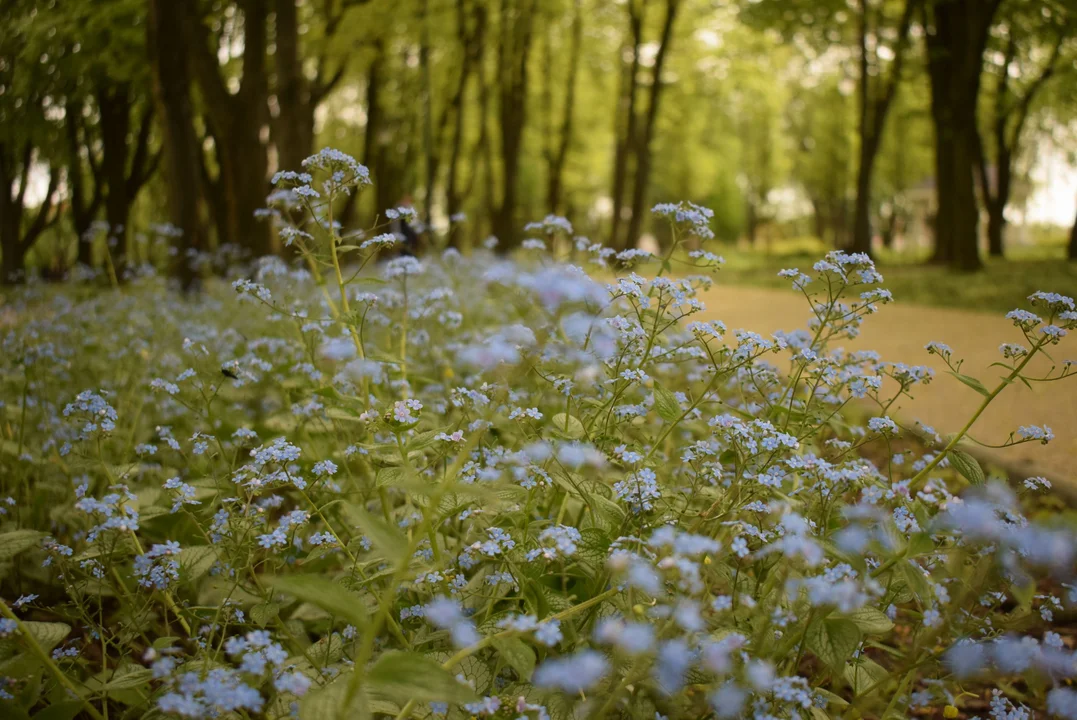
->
[[1, 0, 1076, 284]]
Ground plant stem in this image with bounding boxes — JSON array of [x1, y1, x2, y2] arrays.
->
[[0, 600, 106, 720]]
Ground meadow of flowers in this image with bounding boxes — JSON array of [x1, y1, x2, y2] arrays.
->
[[2, 149, 1077, 720]]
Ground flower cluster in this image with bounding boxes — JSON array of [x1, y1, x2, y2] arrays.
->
[[2, 163, 1075, 720]]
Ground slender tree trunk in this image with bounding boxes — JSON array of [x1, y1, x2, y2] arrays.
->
[[0, 152, 24, 283], [98, 85, 133, 272], [493, 0, 536, 249], [609, 0, 644, 249], [186, 0, 272, 256], [149, 0, 207, 288], [547, 0, 582, 216], [273, 0, 313, 173], [65, 103, 102, 267], [420, 0, 435, 240], [624, 0, 679, 249], [851, 0, 918, 256]]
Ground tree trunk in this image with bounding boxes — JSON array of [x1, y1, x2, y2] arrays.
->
[[98, 85, 133, 273], [149, 0, 207, 288], [0, 151, 24, 283], [1068, 203, 1077, 261], [65, 102, 103, 267], [186, 0, 272, 256], [609, 0, 644, 249], [923, 0, 999, 271], [624, 0, 679, 250], [545, 3, 581, 216], [851, 0, 918, 257], [273, 0, 314, 173], [493, 0, 536, 250], [851, 140, 877, 255]]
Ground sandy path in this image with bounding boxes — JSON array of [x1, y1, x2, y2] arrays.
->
[[694, 285, 1077, 487]]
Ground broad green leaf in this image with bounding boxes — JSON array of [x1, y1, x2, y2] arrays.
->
[[250, 602, 280, 627], [492, 637, 535, 680], [815, 688, 849, 709], [23, 622, 70, 654], [947, 371, 990, 398], [550, 413, 585, 440], [177, 546, 218, 580], [948, 449, 985, 486], [298, 679, 356, 720], [905, 533, 935, 558], [341, 505, 407, 563], [100, 666, 153, 690], [375, 466, 407, 488], [841, 607, 894, 635], [0, 531, 45, 561], [652, 384, 682, 423], [806, 618, 861, 671], [843, 657, 888, 695], [367, 651, 478, 704], [265, 575, 367, 629]]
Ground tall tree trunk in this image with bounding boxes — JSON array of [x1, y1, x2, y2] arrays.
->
[[273, 0, 313, 173], [65, 102, 103, 267], [923, 0, 1000, 271], [420, 0, 435, 241], [0, 145, 59, 286], [624, 0, 679, 249], [609, 0, 645, 249], [149, 0, 207, 288], [547, 0, 583, 216], [98, 85, 133, 272], [851, 0, 918, 257], [187, 0, 272, 256], [446, 0, 486, 250], [493, 0, 536, 250]]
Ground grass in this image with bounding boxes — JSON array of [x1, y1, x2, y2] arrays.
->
[[705, 236, 1077, 314]]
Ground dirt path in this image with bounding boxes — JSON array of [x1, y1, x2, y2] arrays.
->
[[695, 285, 1077, 488]]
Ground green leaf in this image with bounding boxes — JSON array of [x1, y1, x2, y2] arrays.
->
[[843, 657, 888, 695], [23, 622, 70, 654], [100, 667, 153, 690], [550, 413, 585, 440], [0, 530, 45, 561], [492, 637, 535, 680], [652, 384, 682, 423], [948, 449, 985, 486], [841, 607, 894, 635], [375, 466, 407, 488], [298, 679, 356, 720], [177, 546, 218, 580], [341, 505, 407, 563], [905, 532, 935, 558], [152, 636, 179, 650], [367, 651, 478, 704], [250, 602, 280, 627], [265, 575, 367, 629], [815, 688, 849, 709], [947, 371, 991, 398], [806, 618, 861, 671], [31, 700, 82, 720]]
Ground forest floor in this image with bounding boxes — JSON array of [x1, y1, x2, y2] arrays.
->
[[695, 283, 1077, 492]]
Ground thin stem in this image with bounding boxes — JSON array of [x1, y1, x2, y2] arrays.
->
[[0, 599, 106, 720]]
